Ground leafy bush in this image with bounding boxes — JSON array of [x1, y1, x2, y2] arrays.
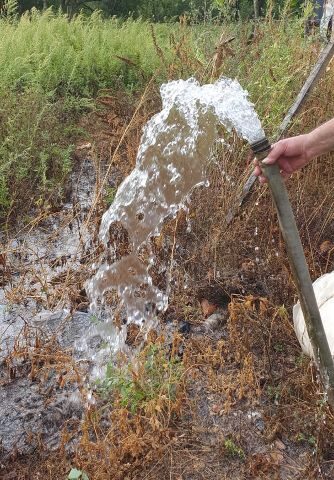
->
[[0, 10, 198, 95], [97, 343, 183, 413], [0, 91, 86, 215], [0, 8, 220, 216]]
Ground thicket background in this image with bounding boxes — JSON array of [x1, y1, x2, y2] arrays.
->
[[1, 0, 308, 21], [0, 0, 322, 220]]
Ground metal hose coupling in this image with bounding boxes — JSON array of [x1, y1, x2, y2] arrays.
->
[[250, 137, 271, 162]]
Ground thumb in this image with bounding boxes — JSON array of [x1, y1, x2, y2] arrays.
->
[[262, 141, 286, 165]]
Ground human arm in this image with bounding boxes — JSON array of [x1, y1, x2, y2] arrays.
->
[[254, 118, 334, 183]]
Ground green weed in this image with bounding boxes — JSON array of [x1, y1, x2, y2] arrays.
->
[[97, 343, 183, 413], [104, 186, 117, 206], [267, 384, 282, 404], [273, 342, 285, 352], [0, 9, 220, 217], [0, 91, 83, 216], [296, 432, 316, 447], [224, 438, 245, 459], [0, 10, 206, 95]]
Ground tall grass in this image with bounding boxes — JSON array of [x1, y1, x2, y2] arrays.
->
[[0, 9, 314, 98], [0, 7, 322, 218], [219, 20, 321, 132], [0, 10, 220, 218], [0, 10, 207, 95]]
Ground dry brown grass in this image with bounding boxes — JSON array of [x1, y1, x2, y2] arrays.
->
[[69, 337, 186, 480], [2, 322, 82, 387]]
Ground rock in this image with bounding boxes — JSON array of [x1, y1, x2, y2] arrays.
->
[[274, 439, 286, 451], [192, 310, 227, 335], [203, 312, 226, 332], [178, 321, 191, 335], [247, 410, 265, 432], [200, 299, 218, 318]]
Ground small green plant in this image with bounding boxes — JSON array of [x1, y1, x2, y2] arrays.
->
[[295, 352, 308, 367], [296, 432, 316, 447], [274, 342, 285, 353], [224, 438, 245, 459], [276, 305, 289, 319], [97, 342, 183, 413], [0, 91, 82, 216], [68, 468, 89, 480], [104, 186, 117, 206], [267, 384, 281, 404]]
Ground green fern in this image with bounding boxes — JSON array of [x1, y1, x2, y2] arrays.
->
[[1, 0, 18, 18]]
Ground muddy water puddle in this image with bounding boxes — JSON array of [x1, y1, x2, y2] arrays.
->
[[0, 155, 100, 457]]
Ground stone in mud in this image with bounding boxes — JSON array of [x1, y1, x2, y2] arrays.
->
[[203, 312, 226, 331], [191, 310, 228, 337], [178, 321, 191, 335]]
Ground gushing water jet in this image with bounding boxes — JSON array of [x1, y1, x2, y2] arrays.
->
[[85, 77, 265, 362], [84, 75, 334, 407]]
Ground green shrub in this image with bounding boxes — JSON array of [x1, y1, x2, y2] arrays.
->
[[0, 91, 85, 215], [0, 10, 201, 95], [97, 343, 183, 413], [224, 438, 245, 459]]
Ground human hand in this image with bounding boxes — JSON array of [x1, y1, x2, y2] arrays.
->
[[253, 134, 311, 183]]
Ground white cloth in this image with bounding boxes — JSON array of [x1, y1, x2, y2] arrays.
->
[[293, 271, 334, 358]]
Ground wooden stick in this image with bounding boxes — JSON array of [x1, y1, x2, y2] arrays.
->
[[276, 40, 334, 138]]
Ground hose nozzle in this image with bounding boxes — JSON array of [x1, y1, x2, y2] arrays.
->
[[250, 137, 271, 162]]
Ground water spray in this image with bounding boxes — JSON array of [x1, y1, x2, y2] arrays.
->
[[85, 75, 334, 405], [251, 137, 334, 407]]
